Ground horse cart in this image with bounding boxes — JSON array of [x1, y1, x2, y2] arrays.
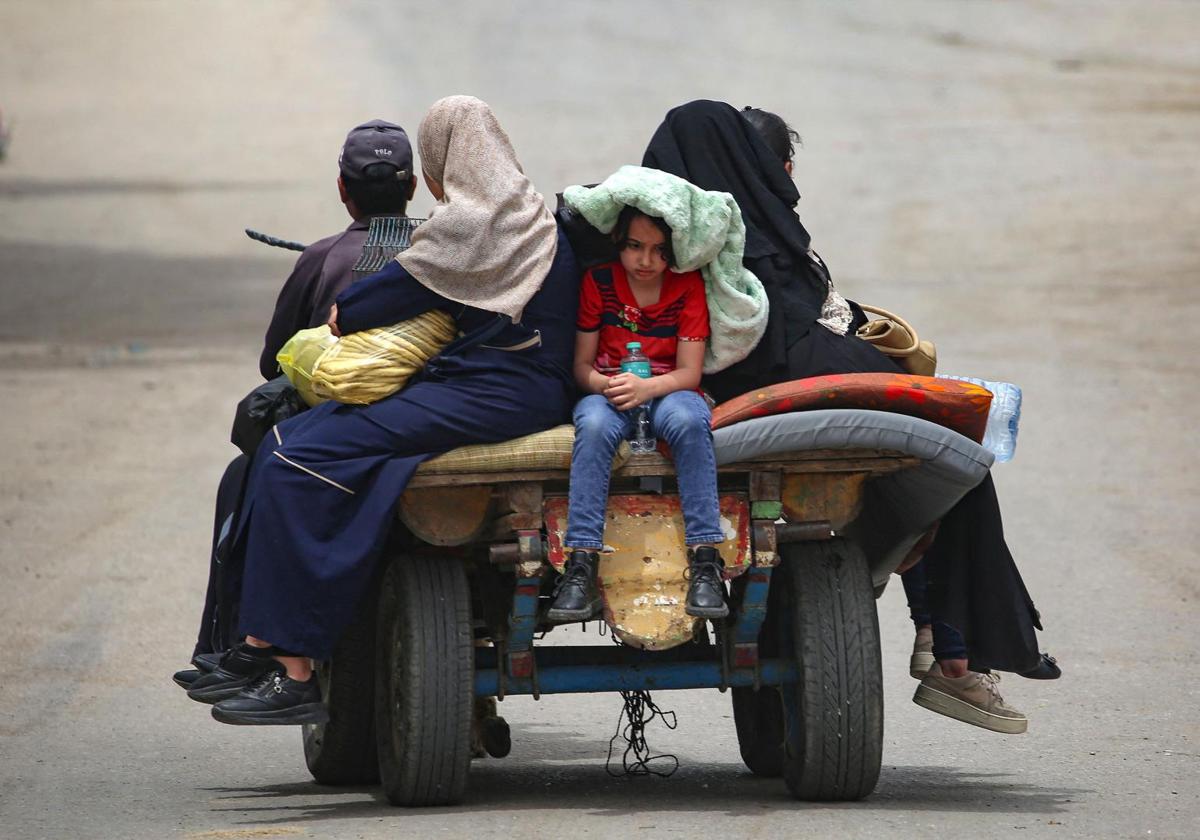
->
[[297, 382, 995, 806]]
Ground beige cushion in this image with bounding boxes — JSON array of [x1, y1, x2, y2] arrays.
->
[[417, 424, 631, 475]]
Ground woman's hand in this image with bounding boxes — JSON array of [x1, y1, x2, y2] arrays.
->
[[605, 372, 656, 410], [327, 303, 341, 337]]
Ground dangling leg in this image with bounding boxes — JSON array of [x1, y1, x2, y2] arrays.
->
[[205, 375, 569, 725], [174, 454, 250, 691], [913, 620, 1027, 735], [901, 562, 934, 678], [649, 391, 727, 618], [552, 395, 630, 621], [911, 477, 1032, 733]]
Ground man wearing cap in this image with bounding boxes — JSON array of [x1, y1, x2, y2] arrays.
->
[[178, 120, 417, 690], [259, 120, 417, 379]]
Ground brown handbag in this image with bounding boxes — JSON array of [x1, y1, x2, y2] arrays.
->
[[855, 304, 938, 376]]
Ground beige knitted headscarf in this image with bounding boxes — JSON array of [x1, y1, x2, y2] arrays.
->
[[397, 96, 558, 322]]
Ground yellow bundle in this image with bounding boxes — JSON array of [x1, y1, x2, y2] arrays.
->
[[276, 310, 457, 407], [276, 326, 338, 406]]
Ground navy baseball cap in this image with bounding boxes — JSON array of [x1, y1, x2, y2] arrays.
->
[[338, 119, 413, 180]]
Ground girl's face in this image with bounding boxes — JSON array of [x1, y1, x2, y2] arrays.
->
[[619, 215, 669, 284]]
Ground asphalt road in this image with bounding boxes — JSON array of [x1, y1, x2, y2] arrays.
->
[[1, 2, 1197, 838]]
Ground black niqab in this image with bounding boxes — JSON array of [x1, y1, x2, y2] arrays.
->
[[642, 99, 827, 323], [645, 99, 872, 401]]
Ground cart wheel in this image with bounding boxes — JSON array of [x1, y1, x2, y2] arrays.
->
[[375, 555, 474, 806], [730, 572, 786, 777], [302, 589, 380, 785], [780, 538, 883, 801], [732, 686, 785, 776]]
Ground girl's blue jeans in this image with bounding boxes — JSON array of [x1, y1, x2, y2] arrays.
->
[[565, 391, 724, 550]]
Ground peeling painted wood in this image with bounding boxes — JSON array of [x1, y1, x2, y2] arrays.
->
[[486, 511, 542, 541], [498, 482, 543, 515], [398, 484, 494, 546], [544, 494, 750, 651], [781, 473, 867, 530]]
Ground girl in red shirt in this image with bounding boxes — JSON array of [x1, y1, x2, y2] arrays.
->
[[548, 207, 727, 621]]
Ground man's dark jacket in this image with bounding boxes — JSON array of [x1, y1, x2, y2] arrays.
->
[[259, 219, 370, 379]]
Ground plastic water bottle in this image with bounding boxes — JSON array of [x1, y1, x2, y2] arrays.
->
[[938, 375, 1023, 463], [620, 341, 656, 454]]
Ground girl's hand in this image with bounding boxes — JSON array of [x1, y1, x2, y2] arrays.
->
[[605, 372, 655, 410], [327, 304, 341, 337]]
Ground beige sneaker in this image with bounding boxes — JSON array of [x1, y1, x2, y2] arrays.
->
[[909, 626, 934, 679], [913, 662, 1028, 734]]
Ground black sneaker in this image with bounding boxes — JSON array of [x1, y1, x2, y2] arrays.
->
[[193, 652, 222, 673], [187, 643, 283, 705], [211, 671, 329, 726], [173, 669, 202, 689], [172, 652, 224, 689], [685, 546, 729, 618]]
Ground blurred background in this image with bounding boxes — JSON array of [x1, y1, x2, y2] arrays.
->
[[1, 2, 1197, 838]]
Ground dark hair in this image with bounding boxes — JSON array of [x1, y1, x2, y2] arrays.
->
[[611, 205, 676, 268], [741, 106, 801, 163], [343, 162, 410, 215]]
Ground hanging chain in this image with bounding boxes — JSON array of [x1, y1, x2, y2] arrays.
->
[[605, 689, 679, 778]]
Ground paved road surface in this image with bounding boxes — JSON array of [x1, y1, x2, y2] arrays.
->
[[1, 2, 1197, 838]]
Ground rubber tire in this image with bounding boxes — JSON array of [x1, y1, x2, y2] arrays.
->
[[780, 538, 883, 801], [375, 555, 474, 806], [302, 589, 380, 786], [730, 571, 787, 777], [732, 686, 786, 777]]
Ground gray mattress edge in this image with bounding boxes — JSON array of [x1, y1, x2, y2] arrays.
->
[[711, 409, 994, 586]]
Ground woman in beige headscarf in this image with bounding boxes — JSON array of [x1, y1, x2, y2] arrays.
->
[[200, 96, 580, 726], [391, 94, 559, 320]]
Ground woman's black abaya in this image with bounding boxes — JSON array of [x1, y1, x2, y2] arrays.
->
[[643, 100, 1048, 674], [642, 99, 900, 404], [923, 474, 1043, 674]]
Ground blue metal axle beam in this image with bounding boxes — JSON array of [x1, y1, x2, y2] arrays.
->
[[476, 645, 716, 669], [474, 658, 797, 696]]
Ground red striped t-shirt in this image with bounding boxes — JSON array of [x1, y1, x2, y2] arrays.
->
[[577, 261, 709, 375]]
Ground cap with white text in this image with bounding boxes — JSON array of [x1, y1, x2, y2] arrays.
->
[[338, 119, 413, 181]]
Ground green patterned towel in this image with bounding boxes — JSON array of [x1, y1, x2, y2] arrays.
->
[[563, 165, 768, 374]]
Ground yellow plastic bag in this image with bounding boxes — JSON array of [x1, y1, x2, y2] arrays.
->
[[276, 325, 339, 407], [276, 311, 457, 408]]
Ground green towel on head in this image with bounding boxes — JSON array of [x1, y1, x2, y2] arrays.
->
[[563, 165, 768, 374]]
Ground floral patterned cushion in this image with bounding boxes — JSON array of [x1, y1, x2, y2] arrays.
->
[[709, 373, 993, 443]]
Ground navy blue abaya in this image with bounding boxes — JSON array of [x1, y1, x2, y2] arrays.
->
[[234, 226, 580, 660]]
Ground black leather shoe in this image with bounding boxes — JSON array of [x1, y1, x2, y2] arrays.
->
[[546, 550, 601, 622], [172, 652, 224, 690], [1019, 653, 1062, 680], [173, 669, 202, 689], [193, 652, 222, 673], [211, 672, 330, 726], [187, 643, 284, 705], [685, 546, 729, 618]]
